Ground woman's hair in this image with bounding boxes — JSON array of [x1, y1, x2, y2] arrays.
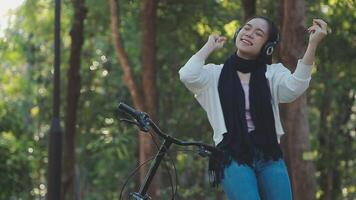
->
[[245, 16, 280, 64]]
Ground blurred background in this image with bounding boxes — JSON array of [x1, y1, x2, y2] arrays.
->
[[0, 0, 355, 199]]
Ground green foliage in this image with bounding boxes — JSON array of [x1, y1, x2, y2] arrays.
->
[[0, 132, 33, 199], [306, 1, 356, 199], [0, 0, 355, 199], [0, 48, 37, 199]]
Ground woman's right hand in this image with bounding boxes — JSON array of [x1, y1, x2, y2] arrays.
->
[[196, 35, 227, 60], [206, 34, 227, 51]]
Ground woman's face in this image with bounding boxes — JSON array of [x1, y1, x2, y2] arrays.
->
[[235, 18, 270, 59]]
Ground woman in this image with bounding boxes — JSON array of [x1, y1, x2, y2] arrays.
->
[[179, 16, 327, 200]]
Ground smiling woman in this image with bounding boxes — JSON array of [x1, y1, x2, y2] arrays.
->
[[0, 0, 24, 37], [178, 15, 328, 200]]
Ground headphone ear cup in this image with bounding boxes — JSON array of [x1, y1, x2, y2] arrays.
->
[[233, 28, 241, 44], [263, 33, 280, 56], [262, 42, 276, 56]]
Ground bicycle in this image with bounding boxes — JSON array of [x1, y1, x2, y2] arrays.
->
[[118, 102, 222, 200]]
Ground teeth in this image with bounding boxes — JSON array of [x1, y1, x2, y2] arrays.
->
[[241, 39, 252, 46]]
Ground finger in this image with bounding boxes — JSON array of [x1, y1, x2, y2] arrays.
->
[[219, 40, 226, 48], [307, 25, 320, 33], [313, 21, 324, 30], [309, 25, 321, 30], [214, 35, 222, 42], [310, 24, 326, 33], [313, 19, 327, 30], [220, 40, 226, 46], [209, 35, 219, 42], [313, 19, 327, 26], [217, 36, 227, 43], [221, 40, 227, 46]]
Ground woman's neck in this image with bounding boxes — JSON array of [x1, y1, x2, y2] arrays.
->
[[236, 49, 258, 60]]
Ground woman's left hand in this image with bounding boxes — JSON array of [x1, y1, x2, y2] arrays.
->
[[307, 19, 328, 46]]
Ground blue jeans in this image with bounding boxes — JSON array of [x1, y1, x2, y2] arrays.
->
[[221, 158, 292, 200]]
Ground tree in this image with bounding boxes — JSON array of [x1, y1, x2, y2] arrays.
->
[[278, 0, 317, 199], [61, 0, 87, 199], [241, 0, 256, 21], [109, 0, 160, 198]]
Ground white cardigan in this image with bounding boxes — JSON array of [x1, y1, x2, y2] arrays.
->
[[179, 54, 313, 145]]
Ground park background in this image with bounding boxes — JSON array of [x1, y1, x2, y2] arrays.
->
[[0, 0, 355, 199]]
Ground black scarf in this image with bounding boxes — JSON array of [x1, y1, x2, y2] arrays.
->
[[208, 52, 282, 187]]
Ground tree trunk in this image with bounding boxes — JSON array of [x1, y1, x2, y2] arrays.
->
[[109, 0, 144, 110], [278, 0, 317, 199], [109, 0, 160, 199], [62, 0, 87, 199], [241, 0, 256, 22], [141, 0, 161, 199]]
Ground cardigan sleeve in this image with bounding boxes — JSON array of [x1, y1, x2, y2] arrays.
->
[[274, 59, 313, 103], [178, 54, 218, 94]]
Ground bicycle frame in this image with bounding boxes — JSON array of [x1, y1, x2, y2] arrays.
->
[[130, 134, 174, 200]]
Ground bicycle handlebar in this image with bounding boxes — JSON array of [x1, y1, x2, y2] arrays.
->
[[118, 102, 222, 156], [119, 102, 151, 132], [119, 102, 140, 117]]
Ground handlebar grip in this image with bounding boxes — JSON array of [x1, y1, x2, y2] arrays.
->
[[118, 102, 139, 118]]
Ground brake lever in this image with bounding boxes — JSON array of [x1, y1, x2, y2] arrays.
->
[[120, 118, 140, 126], [120, 118, 151, 132]]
